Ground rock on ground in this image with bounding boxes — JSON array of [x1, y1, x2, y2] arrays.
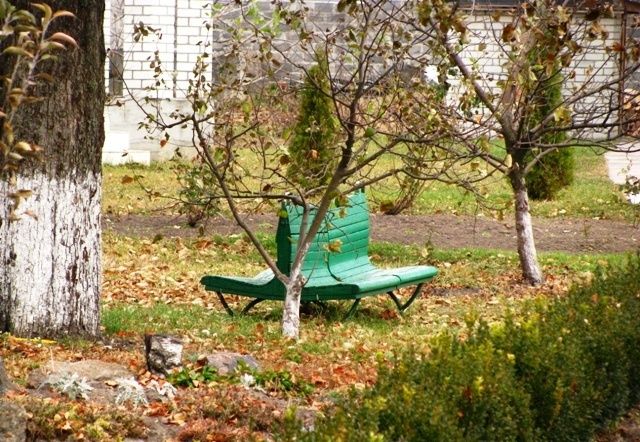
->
[[206, 352, 260, 375], [144, 334, 183, 375], [27, 360, 146, 405], [27, 359, 133, 389], [0, 356, 16, 393]]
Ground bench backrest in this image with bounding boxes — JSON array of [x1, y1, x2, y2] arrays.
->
[[275, 190, 372, 279]]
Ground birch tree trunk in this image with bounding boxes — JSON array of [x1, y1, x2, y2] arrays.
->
[[0, 1, 105, 338], [509, 169, 544, 286]]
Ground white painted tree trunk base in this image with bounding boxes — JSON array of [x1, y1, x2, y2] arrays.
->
[[282, 273, 303, 340], [0, 172, 101, 337], [511, 173, 544, 286]]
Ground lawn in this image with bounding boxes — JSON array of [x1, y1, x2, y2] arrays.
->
[[103, 146, 635, 221]]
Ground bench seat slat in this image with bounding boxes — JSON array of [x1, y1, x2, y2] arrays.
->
[[201, 264, 438, 301]]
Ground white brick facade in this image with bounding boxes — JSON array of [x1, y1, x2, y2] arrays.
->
[[101, 1, 626, 162]]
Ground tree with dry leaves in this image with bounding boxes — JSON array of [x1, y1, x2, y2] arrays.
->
[[137, 0, 455, 339], [412, 0, 640, 285]]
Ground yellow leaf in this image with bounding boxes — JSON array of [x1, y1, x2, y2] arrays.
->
[[40, 41, 66, 53], [52, 10, 76, 19], [8, 152, 24, 161], [16, 189, 32, 198], [47, 32, 78, 48], [504, 154, 513, 169], [32, 3, 53, 21], [325, 239, 342, 253], [553, 106, 571, 124], [14, 141, 32, 153], [2, 46, 33, 58]]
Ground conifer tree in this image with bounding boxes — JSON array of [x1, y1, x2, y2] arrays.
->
[[288, 54, 337, 189]]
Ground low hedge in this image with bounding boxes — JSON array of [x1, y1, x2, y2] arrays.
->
[[281, 254, 640, 441]]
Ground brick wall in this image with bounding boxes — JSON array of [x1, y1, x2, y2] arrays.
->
[[102, 1, 625, 158], [105, 2, 622, 98], [444, 11, 622, 135], [104, 0, 213, 99]]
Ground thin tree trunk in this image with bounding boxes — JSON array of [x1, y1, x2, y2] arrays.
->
[[509, 170, 544, 285], [282, 268, 304, 340], [0, 1, 105, 337]]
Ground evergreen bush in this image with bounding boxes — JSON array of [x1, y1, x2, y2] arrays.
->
[[526, 63, 575, 200], [280, 253, 640, 441], [287, 54, 338, 189], [526, 147, 575, 200]]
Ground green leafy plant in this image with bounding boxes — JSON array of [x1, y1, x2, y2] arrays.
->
[[171, 160, 222, 226], [253, 368, 314, 397], [45, 373, 94, 400], [287, 52, 338, 189], [167, 364, 221, 388]]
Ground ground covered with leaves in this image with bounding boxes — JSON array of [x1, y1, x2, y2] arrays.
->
[[2, 232, 638, 440], [2, 150, 639, 440]]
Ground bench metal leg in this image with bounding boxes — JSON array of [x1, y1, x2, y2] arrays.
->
[[215, 291, 235, 317], [241, 298, 264, 315], [311, 300, 328, 310], [343, 298, 361, 320], [215, 292, 265, 316], [387, 283, 425, 313]]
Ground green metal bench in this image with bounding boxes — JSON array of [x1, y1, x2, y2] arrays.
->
[[200, 190, 438, 317]]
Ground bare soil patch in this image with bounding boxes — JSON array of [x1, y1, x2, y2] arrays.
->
[[104, 213, 640, 254]]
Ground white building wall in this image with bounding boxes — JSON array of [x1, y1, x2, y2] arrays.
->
[[102, 1, 624, 162], [453, 13, 620, 105]]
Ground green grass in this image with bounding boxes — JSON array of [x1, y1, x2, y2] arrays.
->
[[372, 147, 632, 220], [102, 147, 636, 221], [103, 162, 180, 215], [529, 148, 632, 219], [102, 304, 218, 335]]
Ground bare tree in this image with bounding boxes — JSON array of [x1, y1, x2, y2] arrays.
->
[[414, 0, 640, 285], [137, 0, 452, 339]]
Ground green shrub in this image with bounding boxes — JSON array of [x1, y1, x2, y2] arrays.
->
[[280, 253, 640, 441], [526, 61, 574, 200], [371, 336, 534, 441], [526, 147, 575, 200], [287, 52, 338, 189]]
